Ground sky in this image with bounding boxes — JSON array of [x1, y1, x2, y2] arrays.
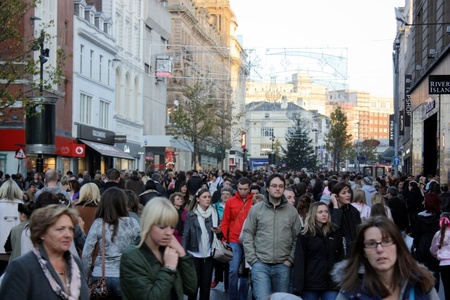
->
[[229, 0, 405, 98]]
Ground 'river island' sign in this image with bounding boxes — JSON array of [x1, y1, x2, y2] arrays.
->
[[429, 75, 450, 94]]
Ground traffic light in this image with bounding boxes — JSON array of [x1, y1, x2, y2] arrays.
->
[[268, 153, 277, 165]]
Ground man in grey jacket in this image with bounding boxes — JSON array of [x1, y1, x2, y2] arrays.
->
[[241, 173, 302, 300]]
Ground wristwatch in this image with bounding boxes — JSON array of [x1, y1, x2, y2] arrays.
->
[[163, 266, 177, 275]]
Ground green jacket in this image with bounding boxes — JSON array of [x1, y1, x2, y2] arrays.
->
[[120, 242, 197, 300], [241, 195, 302, 266]]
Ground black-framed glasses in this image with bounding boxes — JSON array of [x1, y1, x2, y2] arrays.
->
[[364, 238, 395, 249]]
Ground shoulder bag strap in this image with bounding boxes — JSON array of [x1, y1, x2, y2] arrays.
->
[[231, 199, 249, 227], [101, 221, 105, 279]]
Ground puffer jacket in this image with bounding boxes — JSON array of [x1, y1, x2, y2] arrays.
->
[[241, 195, 302, 265], [292, 225, 343, 294]]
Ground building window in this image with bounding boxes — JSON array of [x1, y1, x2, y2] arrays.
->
[[80, 45, 84, 73], [144, 63, 150, 74], [261, 127, 274, 137], [99, 100, 109, 128], [89, 50, 94, 78], [80, 93, 92, 124], [99, 55, 103, 82], [107, 60, 111, 85]]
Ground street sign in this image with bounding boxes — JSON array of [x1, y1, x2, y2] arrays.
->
[[393, 156, 400, 166], [15, 148, 26, 159]]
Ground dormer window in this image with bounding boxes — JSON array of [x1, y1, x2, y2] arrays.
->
[[95, 12, 105, 30], [74, 0, 86, 17], [84, 5, 97, 25]]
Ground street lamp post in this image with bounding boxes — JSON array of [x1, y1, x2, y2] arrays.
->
[[393, 38, 400, 178], [269, 135, 276, 167], [356, 121, 360, 173]]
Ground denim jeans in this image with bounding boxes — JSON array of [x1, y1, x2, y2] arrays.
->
[[228, 242, 249, 300], [301, 290, 338, 300], [251, 262, 290, 300]]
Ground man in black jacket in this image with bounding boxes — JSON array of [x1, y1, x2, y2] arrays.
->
[[187, 170, 203, 195]]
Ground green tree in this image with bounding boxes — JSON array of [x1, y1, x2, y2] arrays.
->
[[283, 118, 317, 170], [168, 83, 217, 169], [359, 139, 379, 164], [209, 104, 243, 169], [325, 106, 353, 172], [0, 0, 65, 120]]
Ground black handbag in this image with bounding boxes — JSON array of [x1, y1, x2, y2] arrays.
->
[[89, 221, 109, 299]]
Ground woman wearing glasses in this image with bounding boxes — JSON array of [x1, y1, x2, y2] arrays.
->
[[332, 216, 438, 299]]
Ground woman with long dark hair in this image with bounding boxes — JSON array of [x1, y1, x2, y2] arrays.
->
[[182, 188, 221, 300], [329, 181, 361, 258], [332, 216, 438, 299], [81, 187, 140, 299]]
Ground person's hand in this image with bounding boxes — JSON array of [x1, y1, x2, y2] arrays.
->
[[330, 194, 339, 209], [211, 226, 222, 234], [163, 247, 179, 269], [283, 260, 292, 267], [167, 235, 186, 257]]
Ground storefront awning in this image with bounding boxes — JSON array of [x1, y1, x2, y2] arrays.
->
[[79, 139, 135, 160]]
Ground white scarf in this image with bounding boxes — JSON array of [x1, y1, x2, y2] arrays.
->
[[195, 205, 218, 257]]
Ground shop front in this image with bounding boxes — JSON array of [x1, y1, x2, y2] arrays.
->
[[143, 135, 192, 172], [77, 124, 135, 176]]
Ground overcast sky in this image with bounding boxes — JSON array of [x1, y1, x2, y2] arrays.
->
[[229, 0, 405, 98]]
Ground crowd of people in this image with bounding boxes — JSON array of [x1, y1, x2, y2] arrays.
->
[[0, 168, 448, 299]]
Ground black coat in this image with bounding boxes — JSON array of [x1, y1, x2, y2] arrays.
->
[[388, 196, 409, 232], [139, 190, 162, 206], [413, 212, 440, 272], [292, 226, 343, 294]]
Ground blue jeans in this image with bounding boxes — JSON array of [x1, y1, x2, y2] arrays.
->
[[301, 290, 338, 300], [229, 242, 249, 300], [90, 276, 121, 298], [251, 262, 290, 300]]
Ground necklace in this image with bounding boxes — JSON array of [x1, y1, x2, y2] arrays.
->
[[57, 271, 65, 275]]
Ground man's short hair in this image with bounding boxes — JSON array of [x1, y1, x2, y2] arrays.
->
[[250, 185, 261, 192], [45, 169, 58, 183], [106, 168, 120, 181], [387, 187, 398, 196], [238, 177, 252, 186], [267, 173, 285, 187]]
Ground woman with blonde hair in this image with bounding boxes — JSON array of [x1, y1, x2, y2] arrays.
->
[[120, 197, 197, 299], [75, 183, 101, 233], [293, 201, 343, 299], [371, 192, 393, 220], [351, 189, 371, 222], [0, 179, 24, 273]]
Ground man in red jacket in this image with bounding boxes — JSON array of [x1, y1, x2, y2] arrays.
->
[[220, 177, 253, 300]]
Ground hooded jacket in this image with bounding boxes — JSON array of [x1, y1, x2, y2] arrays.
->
[[361, 184, 377, 206], [331, 260, 439, 300]]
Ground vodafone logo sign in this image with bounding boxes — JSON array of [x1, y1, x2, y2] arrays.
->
[[75, 146, 84, 155]]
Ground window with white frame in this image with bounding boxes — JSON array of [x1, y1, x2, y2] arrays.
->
[[80, 45, 84, 73], [99, 55, 103, 82], [80, 93, 92, 124], [90, 50, 94, 78], [261, 127, 274, 137], [99, 100, 109, 128]]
